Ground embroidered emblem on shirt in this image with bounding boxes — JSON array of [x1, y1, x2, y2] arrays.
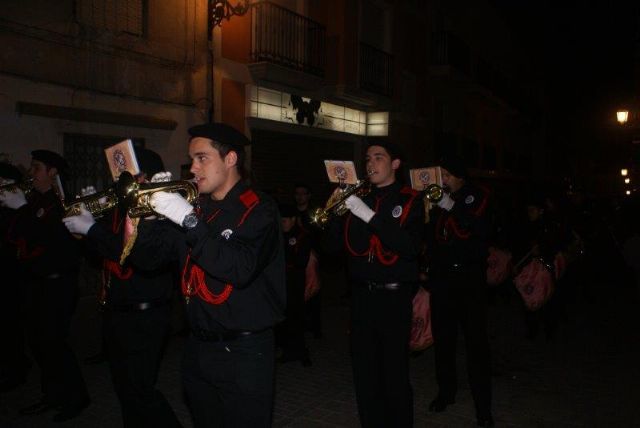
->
[[465, 195, 475, 204], [288, 237, 297, 246], [221, 229, 233, 240], [36, 208, 45, 218], [392, 205, 403, 218]]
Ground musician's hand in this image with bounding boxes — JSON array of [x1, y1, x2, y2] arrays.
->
[[0, 188, 27, 209], [151, 171, 172, 183], [62, 204, 95, 236], [150, 191, 193, 226], [436, 192, 455, 211], [345, 195, 375, 223]]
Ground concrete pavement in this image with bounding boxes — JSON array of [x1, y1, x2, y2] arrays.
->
[[1, 270, 639, 427]]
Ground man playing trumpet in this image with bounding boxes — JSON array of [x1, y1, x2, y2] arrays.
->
[[122, 123, 286, 428], [62, 148, 183, 428], [324, 139, 424, 428]]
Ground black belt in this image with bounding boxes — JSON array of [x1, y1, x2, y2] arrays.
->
[[192, 327, 270, 342], [359, 281, 402, 291], [105, 299, 171, 312]]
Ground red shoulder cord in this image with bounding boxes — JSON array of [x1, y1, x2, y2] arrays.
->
[[436, 186, 489, 242], [344, 187, 418, 266], [181, 190, 260, 305]]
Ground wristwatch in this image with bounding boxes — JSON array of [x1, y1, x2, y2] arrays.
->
[[182, 212, 199, 229]]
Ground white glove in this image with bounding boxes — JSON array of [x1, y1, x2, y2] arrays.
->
[[151, 171, 172, 183], [150, 191, 193, 226], [345, 195, 375, 223], [0, 188, 27, 209], [62, 204, 96, 236], [437, 193, 455, 211]]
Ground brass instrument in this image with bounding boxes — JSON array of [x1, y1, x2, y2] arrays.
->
[[61, 171, 198, 219], [423, 183, 444, 203], [62, 188, 119, 218], [116, 171, 198, 218], [310, 178, 371, 229], [0, 179, 33, 196]]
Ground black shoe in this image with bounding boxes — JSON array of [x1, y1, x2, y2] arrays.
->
[[477, 415, 495, 427], [52, 398, 90, 423], [19, 400, 54, 415], [428, 396, 455, 412]]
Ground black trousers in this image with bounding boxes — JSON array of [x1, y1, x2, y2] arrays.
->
[[0, 269, 30, 382], [430, 268, 492, 419], [182, 329, 275, 428], [25, 274, 89, 407], [104, 305, 182, 428], [350, 284, 414, 428], [280, 275, 308, 359]]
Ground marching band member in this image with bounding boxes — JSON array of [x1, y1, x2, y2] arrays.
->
[[0, 150, 90, 422], [128, 123, 286, 428], [425, 154, 494, 427], [62, 148, 182, 428], [325, 139, 423, 428]]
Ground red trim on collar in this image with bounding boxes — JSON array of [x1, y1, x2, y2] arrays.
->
[[239, 189, 259, 209]]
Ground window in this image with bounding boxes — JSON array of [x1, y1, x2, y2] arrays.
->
[[63, 134, 144, 198], [75, 0, 146, 37]]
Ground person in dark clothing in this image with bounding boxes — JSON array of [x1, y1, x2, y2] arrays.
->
[[62, 148, 182, 428], [425, 155, 494, 427], [0, 162, 32, 392], [277, 203, 312, 366], [325, 139, 423, 428], [516, 195, 567, 341], [0, 150, 90, 423], [294, 183, 323, 338], [129, 123, 286, 428]]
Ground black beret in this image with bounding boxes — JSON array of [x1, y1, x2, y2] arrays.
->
[[367, 137, 404, 161], [135, 148, 165, 178], [278, 203, 298, 218], [31, 150, 69, 175], [188, 123, 251, 152], [0, 162, 22, 181], [439, 154, 468, 179]]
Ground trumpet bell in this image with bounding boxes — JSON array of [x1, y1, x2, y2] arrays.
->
[[424, 183, 444, 203], [309, 180, 370, 229]]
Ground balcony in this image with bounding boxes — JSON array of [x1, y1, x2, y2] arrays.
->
[[248, 1, 326, 90], [359, 42, 393, 97]]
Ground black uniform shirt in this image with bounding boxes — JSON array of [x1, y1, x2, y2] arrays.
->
[[86, 209, 176, 305], [132, 180, 286, 333], [427, 182, 491, 269], [6, 189, 79, 277], [283, 224, 311, 288], [328, 181, 423, 283]]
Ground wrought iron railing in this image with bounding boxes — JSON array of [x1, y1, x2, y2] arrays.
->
[[359, 42, 393, 97], [250, 1, 326, 77]]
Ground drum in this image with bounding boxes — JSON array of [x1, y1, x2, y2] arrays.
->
[[514, 258, 555, 311], [409, 287, 433, 351]]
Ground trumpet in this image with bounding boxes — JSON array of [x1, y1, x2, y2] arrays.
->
[[423, 183, 444, 203], [310, 173, 372, 229], [116, 171, 198, 218], [61, 172, 198, 219], [0, 179, 33, 196]]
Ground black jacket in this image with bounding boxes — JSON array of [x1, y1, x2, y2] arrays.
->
[[327, 181, 423, 283], [131, 180, 286, 333]]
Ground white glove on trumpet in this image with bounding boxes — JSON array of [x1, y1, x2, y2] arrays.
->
[[150, 191, 194, 226], [436, 193, 455, 211], [345, 195, 375, 223], [62, 204, 96, 236]]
